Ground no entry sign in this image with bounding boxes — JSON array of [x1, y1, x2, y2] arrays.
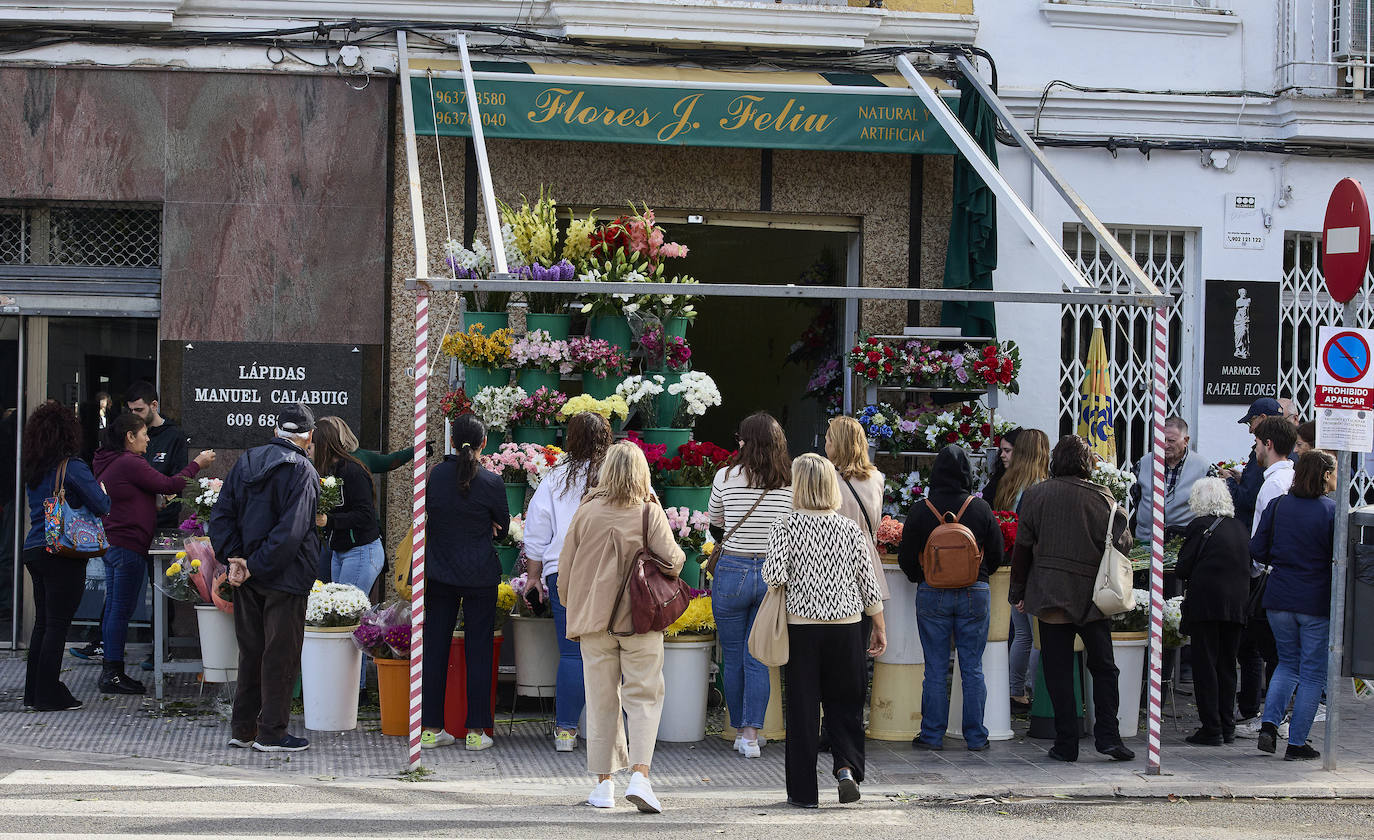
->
[[1323, 178, 1371, 304]]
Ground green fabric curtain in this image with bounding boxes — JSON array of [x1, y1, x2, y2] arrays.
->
[[940, 76, 998, 338]]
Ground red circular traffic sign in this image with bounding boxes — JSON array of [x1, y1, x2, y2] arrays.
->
[[1323, 330, 1372, 383], [1323, 177, 1371, 304]]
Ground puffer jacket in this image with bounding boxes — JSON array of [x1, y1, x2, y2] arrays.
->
[[210, 438, 320, 595]]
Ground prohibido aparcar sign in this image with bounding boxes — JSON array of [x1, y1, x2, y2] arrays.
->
[[181, 341, 362, 449]]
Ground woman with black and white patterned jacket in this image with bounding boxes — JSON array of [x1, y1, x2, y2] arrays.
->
[[762, 453, 886, 809]]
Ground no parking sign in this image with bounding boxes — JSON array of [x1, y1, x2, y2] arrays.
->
[[1316, 326, 1374, 451]]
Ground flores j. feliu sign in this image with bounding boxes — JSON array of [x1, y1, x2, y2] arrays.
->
[[181, 342, 362, 449], [1202, 279, 1279, 404], [413, 75, 956, 155]]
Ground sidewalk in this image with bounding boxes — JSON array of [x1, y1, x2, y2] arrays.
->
[[2, 653, 1372, 800]]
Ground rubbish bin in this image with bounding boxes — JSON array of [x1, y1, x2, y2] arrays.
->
[[1346, 507, 1374, 678]]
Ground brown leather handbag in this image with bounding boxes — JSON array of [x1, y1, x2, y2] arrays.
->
[[610, 504, 693, 636]]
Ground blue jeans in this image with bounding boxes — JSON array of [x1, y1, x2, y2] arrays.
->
[[1263, 609, 1329, 747], [1008, 606, 1039, 698], [546, 573, 585, 731], [915, 581, 991, 748], [712, 554, 770, 730], [332, 539, 385, 688], [101, 546, 148, 666]]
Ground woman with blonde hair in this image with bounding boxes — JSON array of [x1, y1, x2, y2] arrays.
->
[[825, 416, 891, 607], [709, 411, 794, 758], [558, 441, 684, 813], [763, 453, 886, 808], [993, 428, 1049, 712], [1176, 476, 1251, 745]]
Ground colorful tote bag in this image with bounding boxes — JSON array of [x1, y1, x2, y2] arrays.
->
[[44, 459, 108, 559]]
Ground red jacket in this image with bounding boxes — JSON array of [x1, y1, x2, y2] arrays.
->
[[93, 448, 199, 554]]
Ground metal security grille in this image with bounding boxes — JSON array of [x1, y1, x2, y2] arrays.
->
[[1280, 231, 1374, 502], [1060, 226, 1190, 470], [0, 204, 160, 267]]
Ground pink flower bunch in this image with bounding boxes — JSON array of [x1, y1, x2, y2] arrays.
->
[[482, 442, 552, 482], [637, 325, 692, 371], [567, 336, 633, 379], [625, 208, 689, 263], [511, 387, 568, 428], [509, 329, 572, 374], [875, 516, 904, 553], [664, 505, 711, 540]]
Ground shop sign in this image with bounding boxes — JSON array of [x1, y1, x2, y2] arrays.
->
[[1201, 279, 1279, 404], [1223, 193, 1265, 250], [181, 342, 362, 450], [412, 76, 956, 155]]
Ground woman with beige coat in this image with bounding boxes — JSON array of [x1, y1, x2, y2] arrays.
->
[[558, 441, 685, 814]]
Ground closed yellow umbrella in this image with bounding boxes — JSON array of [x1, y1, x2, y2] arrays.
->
[[1076, 322, 1117, 463]]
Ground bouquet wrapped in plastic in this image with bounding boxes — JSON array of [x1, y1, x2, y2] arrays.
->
[[352, 599, 412, 660]]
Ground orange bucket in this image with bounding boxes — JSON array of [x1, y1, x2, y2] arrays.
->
[[375, 657, 410, 737]]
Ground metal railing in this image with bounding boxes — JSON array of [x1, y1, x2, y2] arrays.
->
[[1064, 0, 1226, 9], [1279, 0, 1374, 95]]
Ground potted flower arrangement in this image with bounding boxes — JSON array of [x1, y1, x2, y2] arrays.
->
[[899, 341, 955, 389], [875, 515, 904, 561], [507, 573, 558, 699], [441, 225, 517, 328], [500, 189, 593, 337], [953, 341, 1022, 394], [882, 470, 925, 517], [625, 430, 668, 471], [527, 444, 565, 490], [660, 588, 715, 743], [664, 505, 712, 588], [557, 393, 630, 434], [856, 402, 903, 456], [1090, 459, 1136, 504], [509, 329, 572, 394], [443, 323, 515, 393], [495, 515, 523, 576], [471, 384, 527, 453], [510, 386, 567, 446], [176, 476, 222, 537], [567, 335, 633, 399], [637, 322, 692, 372], [1110, 589, 1150, 737], [482, 442, 546, 515], [847, 335, 901, 385], [658, 440, 732, 513], [438, 387, 473, 424], [617, 373, 665, 425], [352, 599, 411, 737], [918, 402, 993, 454], [664, 370, 721, 433], [580, 205, 695, 347], [302, 581, 372, 731]]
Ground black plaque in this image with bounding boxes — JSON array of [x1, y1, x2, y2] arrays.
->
[[1202, 279, 1279, 405], [181, 341, 363, 449]]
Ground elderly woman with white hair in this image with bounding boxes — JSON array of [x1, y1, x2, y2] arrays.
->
[[1176, 476, 1253, 746]]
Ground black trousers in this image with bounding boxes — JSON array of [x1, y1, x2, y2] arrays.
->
[[231, 580, 306, 744], [1189, 620, 1243, 735], [422, 579, 497, 731], [23, 549, 87, 709], [1237, 608, 1277, 719], [783, 622, 866, 806], [1039, 619, 1123, 757]]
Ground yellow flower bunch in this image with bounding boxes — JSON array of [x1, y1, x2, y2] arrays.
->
[[562, 213, 597, 265], [497, 582, 518, 616], [500, 189, 558, 266], [191, 559, 201, 570], [166, 562, 183, 576], [175, 551, 187, 560], [557, 393, 630, 422], [441, 323, 514, 368], [664, 594, 714, 638], [701, 540, 715, 557]]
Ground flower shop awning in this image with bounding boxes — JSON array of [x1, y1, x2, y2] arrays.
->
[[407, 57, 959, 155]]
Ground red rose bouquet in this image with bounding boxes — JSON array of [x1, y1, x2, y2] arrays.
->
[[993, 510, 1018, 548]]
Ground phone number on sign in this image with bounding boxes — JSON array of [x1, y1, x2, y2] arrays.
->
[[224, 413, 280, 428]]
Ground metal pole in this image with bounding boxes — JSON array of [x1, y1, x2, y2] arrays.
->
[[1324, 297, 1358, 771], [396, 29, 429, 770], [894, 55, 1093, 295], [1145, 303, 1170, 775], [456, 34, 508, 275], [952, 54, 1163, 299]]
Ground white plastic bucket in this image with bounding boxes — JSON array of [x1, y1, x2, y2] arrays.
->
[[1112, 633, 1148, 738], [877, 564, 923, 665], [658, 635, 714, 743], [301, 625, 362, 731], [946, 643, 1013, 741], [194, 604, 238, 683], [511, 616, 559, 698]]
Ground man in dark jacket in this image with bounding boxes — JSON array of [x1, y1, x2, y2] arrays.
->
[[125, 381, 191, 530], [1226, 397, 1284, 530], [897, 445, 1004, 752], [211, 403, 320, 753]]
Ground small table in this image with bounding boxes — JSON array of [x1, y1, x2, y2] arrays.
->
[[149, 547, 203, 701]]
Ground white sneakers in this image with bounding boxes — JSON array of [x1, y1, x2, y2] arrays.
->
[[420, 730, 456, 749], [465, 732, 494, 751], [733, 734, 765, 757], [555, 730, 577, 752], [1236, 716, 1290, 739], [625, 771, 662, 813], [587, 779, 615, 808], [587, 774, 663, 813]]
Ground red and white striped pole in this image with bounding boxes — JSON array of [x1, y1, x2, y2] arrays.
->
[[1145, 303, 1169, 775], [408, 290, 429, 768]]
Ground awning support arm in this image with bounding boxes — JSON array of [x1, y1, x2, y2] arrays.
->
[[951, 54, 1164, 299]]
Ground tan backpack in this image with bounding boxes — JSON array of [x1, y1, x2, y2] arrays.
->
[[920, 497, 983, 589]]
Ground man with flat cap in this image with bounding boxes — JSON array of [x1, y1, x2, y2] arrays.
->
[[211, 403, 321, 752]]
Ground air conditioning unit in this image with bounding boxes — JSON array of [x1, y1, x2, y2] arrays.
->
[[1333, 0, 1372, 60]]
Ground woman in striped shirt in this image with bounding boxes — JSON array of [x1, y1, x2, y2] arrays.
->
[[709, 412, 793, 758]]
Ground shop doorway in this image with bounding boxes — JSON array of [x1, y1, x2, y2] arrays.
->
[[660, 221, 852, 455], [0, 316, 158, 647]]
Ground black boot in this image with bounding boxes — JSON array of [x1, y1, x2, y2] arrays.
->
[[99, 662, 145, 695]]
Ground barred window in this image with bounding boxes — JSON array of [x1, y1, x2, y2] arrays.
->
[[0, 203, 160, 268]]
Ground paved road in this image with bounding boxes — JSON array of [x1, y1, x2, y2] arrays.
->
[[0, 755, 1367, 840]]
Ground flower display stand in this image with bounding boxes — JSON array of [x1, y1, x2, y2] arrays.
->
[[504, 482, 527, 517], [512, 425, 558, 447], [639, 427, 690, 451], [301, 624, 362, 731], [661, 634, 714, 742], [719, 665, 786, 743], [444, 630, 503, 737], [945, 644, 1013, 742], [587, 315, 633, 350], [525, 313, 571, 341], [1109, 631, 1148, 738], [659, 484, 710, 513], [467, 310, 509, 332], [495, 545, 520, 576], [648, 369, 683, 427], [516, 370, 560, 395], [510, 616, 558, 699], [465, 366, 510, 393], [867, 560, 925, 740], [580, 373, 623, 400], [194, 604, 237, 683], [375, 657, 409, 737]]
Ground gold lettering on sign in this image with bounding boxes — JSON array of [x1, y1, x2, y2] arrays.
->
[[659, 93, 703, 142], [527, 87, 574, 124], [720, 95, 834, 134]]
